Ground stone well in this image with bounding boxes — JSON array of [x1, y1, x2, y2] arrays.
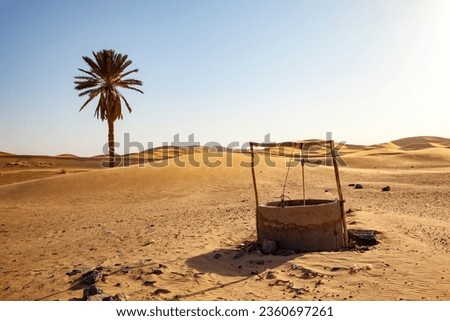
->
[[257, 199, 345, 252]]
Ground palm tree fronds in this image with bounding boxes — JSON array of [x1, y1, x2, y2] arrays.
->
[[74, 75, 96, 80], [120, 68, 139, 78], [82, 56, 102, 77], [75, 80, 101, 91], [119, 79, 143, 86], [77, 68, 100, 79], [118, 91, 132, 113], [119, 85, 144, 94], [79, 92, 99, 112]]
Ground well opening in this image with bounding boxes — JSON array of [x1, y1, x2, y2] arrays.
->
[[249, 140, 348, 253], [264, 199, 336, 207]]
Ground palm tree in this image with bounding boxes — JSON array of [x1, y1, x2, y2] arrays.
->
[[74, 49, 143, 167]]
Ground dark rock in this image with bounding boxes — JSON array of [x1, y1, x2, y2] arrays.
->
[[87, 294, 108, 301], [233, 250, 246, 260], [261, 239, 277, 255], [331, 267, 345, 272], [114, 293, 130, 301], [275, 249, 296, 256], [348, 183, 355, 187], [152, 288, 171, 296], [300, 268, 322, 279], [213, 253, 222, 259], [381, 186, 391, 192], [81, 270, 102, 285], [354, 184, 363, 189], [238, 242, 260, 253], [150, 269, 163, 275], [355, 245, 372, 252], [158, 264, 167, 269], [66, 268, 82, 276], [272, 279, 290, 286], [348, 229, 378, 246], [250, 270, 259, 275], [103, 293, 130, 301], [143, 280, 156, 286], [83, 284, 103, 300], [249, 259, 265, 265], [264, 270, 276, 279]]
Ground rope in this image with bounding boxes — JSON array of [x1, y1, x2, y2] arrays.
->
[[280, 148, 294, 206], [301, 146, 306, 205]]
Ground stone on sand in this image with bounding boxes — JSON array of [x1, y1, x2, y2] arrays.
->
[[261, 239, 277, 255], [81, 269, 103, 285], [348, 229, 377, 246], [83, 284, 103, 300]]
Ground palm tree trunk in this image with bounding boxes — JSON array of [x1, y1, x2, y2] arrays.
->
[[108, 118, 115, 168]]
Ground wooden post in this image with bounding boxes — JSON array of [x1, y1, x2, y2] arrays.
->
[[250, 143, 260, 239], [330, 140, 348, 247], [301, 143, 306, 205], [250, 143, 259, 207]]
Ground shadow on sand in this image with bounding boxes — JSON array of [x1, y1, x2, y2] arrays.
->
[[177, 245, 304, 300], [185, 243, 304, 278]]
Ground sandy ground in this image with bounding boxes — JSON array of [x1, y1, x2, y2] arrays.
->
[[0, 136, 449, 301]]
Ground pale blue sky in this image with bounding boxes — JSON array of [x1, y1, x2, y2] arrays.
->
[[0, 0, 449, 156]]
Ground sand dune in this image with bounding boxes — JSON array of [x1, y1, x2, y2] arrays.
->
[[0, 137, 449, 301], [390, 136, 450, 150], [56, 154, 80, 158], [335, 136, 450, 169]]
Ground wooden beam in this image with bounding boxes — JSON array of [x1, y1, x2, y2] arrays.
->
[[330, 140, 348, 247], [250, 143, 260, 238], [250, 140, 333, 148]]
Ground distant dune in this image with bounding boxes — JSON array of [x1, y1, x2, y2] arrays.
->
[[2, 136, 449, 162], [56, 153, 80, 158], [0, 151, 14, 157], [335, 136, 450, 168], [390, 136, 450, 150], [1, 135, 449, 174]]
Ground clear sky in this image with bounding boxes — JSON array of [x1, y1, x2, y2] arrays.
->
[[0, 0, 449, 156]]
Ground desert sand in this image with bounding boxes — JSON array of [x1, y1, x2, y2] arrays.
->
[[0, 136, 449, 301]]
